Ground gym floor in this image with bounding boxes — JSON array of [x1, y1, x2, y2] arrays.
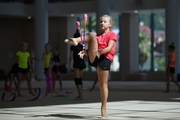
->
[[0, 81, 180, 120]]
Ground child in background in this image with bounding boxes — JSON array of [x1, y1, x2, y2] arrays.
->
[[68, 29, 86, 100], [11, 42, 34, 97], [52, 45, 63, 92], [42, 43, 53, 93], [165, 43, 180, 93], [65, 15, 117, 119]]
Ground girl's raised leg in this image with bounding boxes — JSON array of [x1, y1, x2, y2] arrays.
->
[[65, 32, 98, 63]]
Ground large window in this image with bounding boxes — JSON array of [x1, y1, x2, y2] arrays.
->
[[139, 11, 166, 71]]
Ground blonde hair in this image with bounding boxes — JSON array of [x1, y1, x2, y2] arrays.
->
[[99, 15, 114, 28]]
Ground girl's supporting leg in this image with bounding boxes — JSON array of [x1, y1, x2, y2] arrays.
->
[[65, 32, 98, 63], [97, 66, 109, 118]]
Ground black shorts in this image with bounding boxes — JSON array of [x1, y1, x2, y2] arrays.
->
[[73, 60, 86, 70], [18, 67, 29, 74], [89, 55, 111, 70], [167, 67, 175, 74]]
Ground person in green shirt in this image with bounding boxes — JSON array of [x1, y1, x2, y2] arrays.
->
[[42, 43, 53, 93], [11, 42, 34, 97]]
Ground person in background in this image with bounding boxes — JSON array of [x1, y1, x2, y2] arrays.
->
[[68, 29, 86, 100], [42, 42, 53, 93], [52, 45, 63, 92], [11, 42, 34, 97], [165, 42, 180, 93]]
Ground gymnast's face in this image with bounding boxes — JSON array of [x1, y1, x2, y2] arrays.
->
[[99, 17, 112, 32]]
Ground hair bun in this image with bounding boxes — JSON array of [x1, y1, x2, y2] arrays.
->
[[172, 42, 174, 45]]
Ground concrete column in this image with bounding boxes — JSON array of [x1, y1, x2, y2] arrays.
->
[[120, 13, 139, 80], [34, 0, 48, 80], [165, 0, 180, 76], [66, 17, 76, 63], [96, 0, 111, 33]]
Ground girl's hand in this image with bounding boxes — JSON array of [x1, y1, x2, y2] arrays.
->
[[78, 50, 86, 59], [94, 50, 101, 58]]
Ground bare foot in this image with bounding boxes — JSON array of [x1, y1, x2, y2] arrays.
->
[[64, 38, 78, 46], [101, 112, 108, 119]]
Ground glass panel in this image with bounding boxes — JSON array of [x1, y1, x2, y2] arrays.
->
[[139, 11, 166, 72], [139, 13, 151, 71], [153, 12, 166, 71]]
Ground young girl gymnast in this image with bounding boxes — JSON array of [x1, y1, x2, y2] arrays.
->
[[65, 15, 117, 119]]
